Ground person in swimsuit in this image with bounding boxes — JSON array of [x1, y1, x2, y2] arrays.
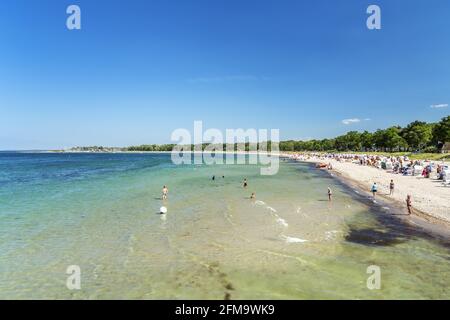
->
[[162, 185, 168, 200], [250, 192, 256, 199], [406, 195, 412, 215], [212, 175, 215, 181], [243, 179, 248, 188], [389, 180, 395, 195], [371, 183, 377, 197], [327, 187, 332, 201]]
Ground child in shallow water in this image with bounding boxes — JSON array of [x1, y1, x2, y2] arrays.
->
[[162, 185, 168, 200], [406, 195, 412, 215]]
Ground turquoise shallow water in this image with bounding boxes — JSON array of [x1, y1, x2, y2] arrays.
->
[[0, 152, 449, 299]]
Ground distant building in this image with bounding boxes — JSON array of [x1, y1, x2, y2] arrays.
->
[[442, 142, 450, 153]]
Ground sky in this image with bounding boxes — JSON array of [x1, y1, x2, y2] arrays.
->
[[0, 0, 449, 150]]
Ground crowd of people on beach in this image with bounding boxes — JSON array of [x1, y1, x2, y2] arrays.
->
[[290, 152, 450, 182], [292, 152, 449, 180], [284, 152, 450, 216]]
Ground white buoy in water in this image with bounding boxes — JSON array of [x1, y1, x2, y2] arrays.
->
[[160, 206, 168, 214]]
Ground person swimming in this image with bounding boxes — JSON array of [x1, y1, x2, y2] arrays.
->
[[212, 175, 215, 181], [162, 185, 169, 200]]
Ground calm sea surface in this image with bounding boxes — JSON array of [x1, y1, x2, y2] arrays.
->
[[0, 152, 449, 299]]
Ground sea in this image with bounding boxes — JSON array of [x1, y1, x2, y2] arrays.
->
[[0, 152, 449, 299]]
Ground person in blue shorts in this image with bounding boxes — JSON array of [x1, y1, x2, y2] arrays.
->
[[371, 182, 377, 197]]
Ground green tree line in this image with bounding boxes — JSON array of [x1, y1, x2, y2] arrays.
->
[[126, 116, 450, 153], [127, 142, 274, 152], [279, 116, 449, 152]]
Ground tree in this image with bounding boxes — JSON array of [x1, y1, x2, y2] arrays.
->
[[280, 140, 295, 152], [345, 131, 362, 151], [384, 127, 408, 152], [334, 131, 361, 151], [372, 129, 386, 151], [402, 121, 433, 151], [320, 139, 335, 151], [432, 116, 450, 148], [360, 130, 374, 151]]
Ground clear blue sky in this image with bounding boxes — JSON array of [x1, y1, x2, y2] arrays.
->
[[1, 0, 449, 150]]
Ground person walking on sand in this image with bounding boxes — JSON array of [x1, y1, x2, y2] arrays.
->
[[389, 179, 395, 196], [162, 185, 169, 200], [406, 195, 412, 215], [327, 187, 332, 201], [371, 182, 378, 197]]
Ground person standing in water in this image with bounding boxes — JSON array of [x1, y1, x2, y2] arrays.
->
[[406, 195, 412, 215], [250, 192, 256, 199], [243, 178, 248, 188], [212, 175, 215, 181], [327, 187, 332, 201], [162, 185, 169, 200], [371, 182, 378, 197], [389, 179, 395, 196]]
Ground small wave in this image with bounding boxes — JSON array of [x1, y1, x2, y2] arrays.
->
[[324, 230, 341, 240], [255, 201, 287, 227], [254, 200, 277, 213], [224, 207, 235, 226], [382, 206, 390, 211], [280, 235, 308, 243], [256, 249, 311, 266], [276, 217, 289, 227]]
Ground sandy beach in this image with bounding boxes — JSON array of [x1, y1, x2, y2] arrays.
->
[[287, 154, 450, 225]]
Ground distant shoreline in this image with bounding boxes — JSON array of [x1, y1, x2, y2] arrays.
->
[[8, 150, 281, 155]]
